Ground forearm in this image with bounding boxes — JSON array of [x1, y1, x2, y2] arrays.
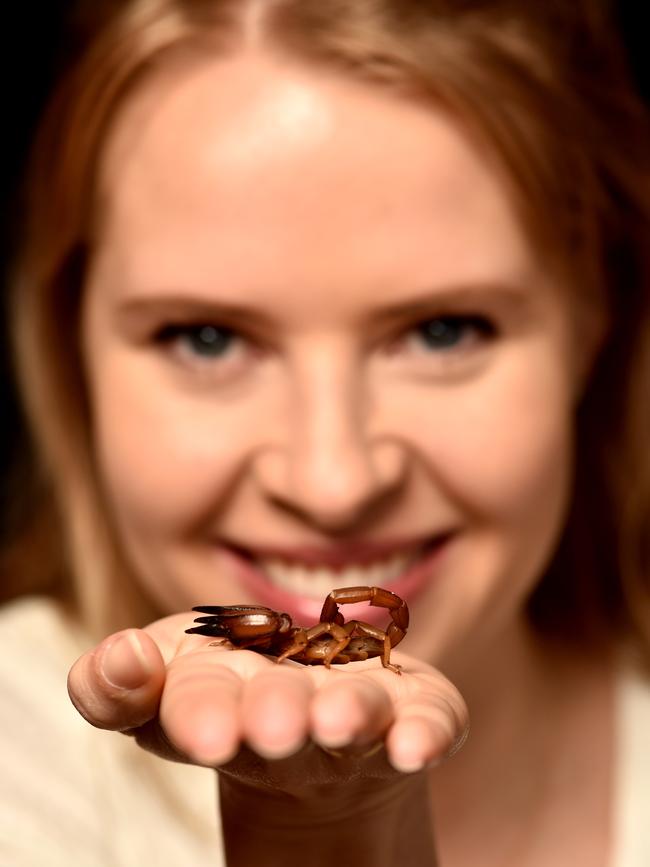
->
[[218, 772, 437, 867]]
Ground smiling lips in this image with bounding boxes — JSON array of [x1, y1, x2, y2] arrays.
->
[[227, 533, 453, 601], [259, 548, 421, 598]]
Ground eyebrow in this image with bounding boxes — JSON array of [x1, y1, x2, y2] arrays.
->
[[114, 297, 275, 333], [114, 282, 534, 332], [368, 283, 533, 324]]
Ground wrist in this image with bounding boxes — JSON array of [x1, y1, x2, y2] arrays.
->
[[218, 767, 436, 867], [219, 770, 421, 827]]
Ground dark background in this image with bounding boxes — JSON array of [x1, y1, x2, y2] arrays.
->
[[1, 1, 648, 537]]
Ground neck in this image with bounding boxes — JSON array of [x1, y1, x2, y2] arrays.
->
[[430, 618, 614, 866]]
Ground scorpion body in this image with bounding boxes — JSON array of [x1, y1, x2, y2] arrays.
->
[[186, 585, 409, 674]]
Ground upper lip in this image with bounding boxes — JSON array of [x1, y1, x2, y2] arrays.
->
[[225, 532, 454, 569]]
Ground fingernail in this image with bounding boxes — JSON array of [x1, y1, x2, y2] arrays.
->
[[391, 753, 426, 774], [315, 729, 353, 750], [101, 631, 151, 689], [253, 736, 307, 761]]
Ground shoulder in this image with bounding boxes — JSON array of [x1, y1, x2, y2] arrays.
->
[[0, 595, 87, 732], [0, 596, 220, 866], [0, 593, 88, 668], [0, 596, 109, 864], [612, 662, 650, 867]]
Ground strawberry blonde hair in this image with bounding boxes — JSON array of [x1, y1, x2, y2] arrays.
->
[[5, 0, 650, 649]]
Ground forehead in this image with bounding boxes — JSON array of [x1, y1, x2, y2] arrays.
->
[[95, 51, 542, 302]]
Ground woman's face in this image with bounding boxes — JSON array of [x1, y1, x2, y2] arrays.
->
[[82, 53, 588, 671]]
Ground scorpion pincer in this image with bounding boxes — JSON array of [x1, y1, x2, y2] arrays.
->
[[186, 585, 409, 674]]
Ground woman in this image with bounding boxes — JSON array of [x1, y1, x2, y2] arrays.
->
[[2, 1, 649, 865]]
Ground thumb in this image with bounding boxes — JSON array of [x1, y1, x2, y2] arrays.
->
[[67, 628, 165, 731]]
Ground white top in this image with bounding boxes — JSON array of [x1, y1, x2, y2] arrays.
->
[[0, 596, 648, 865], [0, 597, 222, 867], [612, 662, 650, 866]]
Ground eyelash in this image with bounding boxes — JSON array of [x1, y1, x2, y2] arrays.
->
[[154, 324, 239, 360], [152, 314, 497, 367], [407, 314, 496, 353]]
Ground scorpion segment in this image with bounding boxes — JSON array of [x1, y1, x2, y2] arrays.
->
[[277, 621, 354, 668], [319, 586, 409, 649]]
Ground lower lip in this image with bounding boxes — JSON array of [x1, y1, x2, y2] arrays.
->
[[218, 537, 454, 626]]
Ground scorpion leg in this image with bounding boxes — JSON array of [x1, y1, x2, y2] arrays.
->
[[319, 586, 409, 649], [277, 622, 352, 668], [208, 638, 234, 649], [344, 621, 403, 674], [274, 628, 309, 664]]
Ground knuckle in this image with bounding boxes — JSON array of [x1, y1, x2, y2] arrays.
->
[[162, 668, 243, 722], [166, 660, 242, 692], [320, 677, 386, 718], [248, 668, 313, 696], [398, 694, 464, 739]]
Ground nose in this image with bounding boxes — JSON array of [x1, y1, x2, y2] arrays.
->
[[252, 350, 407, 530]]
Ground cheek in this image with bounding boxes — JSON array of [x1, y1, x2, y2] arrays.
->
[[397, 345, 576, 531], [395, 347, 576, 662], [88, 364, 255, 538], [449, 392, 572, 526]]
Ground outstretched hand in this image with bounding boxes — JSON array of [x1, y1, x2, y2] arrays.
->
[[67, 613, 468, 794]]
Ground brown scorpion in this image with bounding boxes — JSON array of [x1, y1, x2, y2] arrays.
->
[[186, 586, 409, 674]]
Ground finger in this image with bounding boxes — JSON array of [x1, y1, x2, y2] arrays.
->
[[241, 669, 314, 759], [387, 692, 470, 773], [67, 629, 165, 731], [310, 676, 393, 750], [161, 654, 244, 767]]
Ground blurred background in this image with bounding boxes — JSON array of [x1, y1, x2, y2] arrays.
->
[[1, 0, 648, 545]]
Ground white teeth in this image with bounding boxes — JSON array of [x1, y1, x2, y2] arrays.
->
[[259, 550, 419, 599]]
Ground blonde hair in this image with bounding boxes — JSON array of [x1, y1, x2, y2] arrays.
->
[[5, 0, 650, 648]]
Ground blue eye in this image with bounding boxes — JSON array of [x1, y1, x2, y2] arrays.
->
[[157, 324, 235, 358], [415, 316, 494, 350], [185, 325, 233, 357]]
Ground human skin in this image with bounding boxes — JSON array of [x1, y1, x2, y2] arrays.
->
[[69, 51, 611, 865]]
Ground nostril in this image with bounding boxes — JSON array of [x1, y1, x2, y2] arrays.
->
[[251, 437, 409, 531]]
